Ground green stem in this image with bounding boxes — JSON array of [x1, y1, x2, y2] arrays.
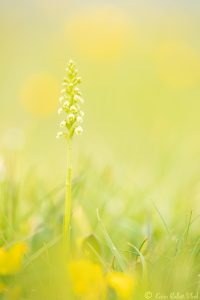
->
[[63, 138, 72, 246]]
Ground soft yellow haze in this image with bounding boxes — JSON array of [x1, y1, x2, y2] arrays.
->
[[20, 74, 59, 116], [65, 6, 133, 60], [155, 40, 200, 88], [0, 1, 200, 192]]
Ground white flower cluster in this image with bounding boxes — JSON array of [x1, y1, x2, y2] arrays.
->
[[56, 60, 84, 139]]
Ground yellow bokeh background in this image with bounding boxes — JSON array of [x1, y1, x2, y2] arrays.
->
[[65, 6, 133, 60], [20, 74, 59, 116], [0, 1, 200, 189]]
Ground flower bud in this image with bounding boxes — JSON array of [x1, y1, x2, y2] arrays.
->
[[56, 131, 63, 139], [60, 120, 66, 128], [74, 95, 84, 103], [63, 101, 70, 109], [59, 96, 64, 103], [75, 126, 83, 135], [76, 76, 82, 84], [67, 114, 75, 123], [70, 105, 77, 113], [58, 108, 62, 115], [80, 111, 84, 117], [76, 116, 83, 123]]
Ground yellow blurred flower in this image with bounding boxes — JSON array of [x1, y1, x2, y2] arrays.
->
[[0, 282, 6, 294], [106, 271, 135, 299], [68, 259, 106, 299], [0, 243, 27, 276], [4, 286, 21, 300], [20, 74, 59, 116], [66, 6, 132, 61]]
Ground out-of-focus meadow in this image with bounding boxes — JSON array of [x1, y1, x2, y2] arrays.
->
[[0, 0, 200, 299]]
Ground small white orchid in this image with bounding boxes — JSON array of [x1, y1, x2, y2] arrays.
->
[[56, 60, 85, 245]]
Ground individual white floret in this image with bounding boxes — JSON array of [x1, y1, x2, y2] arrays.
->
[[74, 95, 84, 103], [70, 105, 78, 113], [75, 126, 83, 135], [76, 116, 83, 123], [63, 101, 70, 109], [58, 108, 62, 115], [80, 111, 84, 117], [60, 120, 66, 128], [56, 131, 63, 139], [67, 114, 75, 123], [59, 96, 64, 103]]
